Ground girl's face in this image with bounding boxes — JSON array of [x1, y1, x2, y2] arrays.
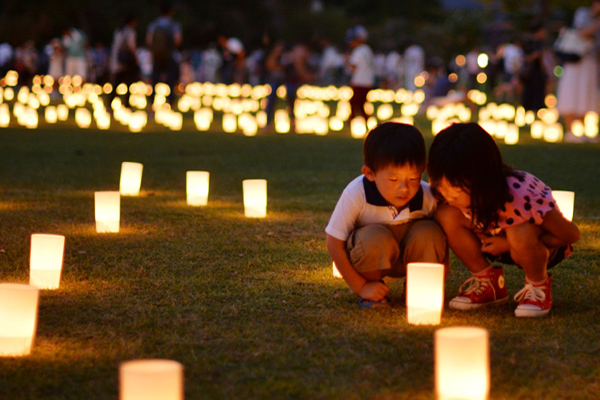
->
[[436, 177, 471, 209]]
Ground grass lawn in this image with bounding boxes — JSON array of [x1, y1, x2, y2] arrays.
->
[[0, 121, 599, 399]]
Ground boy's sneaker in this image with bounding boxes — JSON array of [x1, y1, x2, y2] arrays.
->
[[514, 275, 552, 318], [449, 267, 509, 310]]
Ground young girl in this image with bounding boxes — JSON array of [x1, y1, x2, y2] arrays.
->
[[428, 123, 580, 318]]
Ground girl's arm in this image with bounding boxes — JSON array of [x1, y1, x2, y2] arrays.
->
[[539, 209, 581, 248]]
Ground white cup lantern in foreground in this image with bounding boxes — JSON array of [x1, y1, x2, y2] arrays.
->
[[186, 171, 210, 206], [120, 359, 184, 400], [552, 190, 575, 222], [435, 327, 490, 400], [95, 191, 121, 233], [332, 261, 342, 278], [120, 162, 144, 196], [29, 233, 65, 290], [406, 262, 444, 325], [243, 179, 267, 218], [0, 283, 40, 357]]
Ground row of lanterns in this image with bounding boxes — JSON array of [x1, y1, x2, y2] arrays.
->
[[0, 276, 491, 400], [2, 71, 599, 144], [1, 162, 269, 356], [97, 162, 267, 232]]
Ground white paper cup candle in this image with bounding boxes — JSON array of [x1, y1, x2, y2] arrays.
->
[[95, 191, 121, 233], [0, 283, 40, 357], [435, 327, 490, 400], [406, 262, 445, 325], [120, 359, 184, 400], [29, 233, 65, 290], [120, 162, 144, 196], [243, 179, 267, 218], [552, 190, 575, 222], [186, 171, 210, 206]]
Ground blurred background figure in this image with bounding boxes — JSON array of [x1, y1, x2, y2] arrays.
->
[[14, 40, 38, 86], [557, 0, 600, 142], [198, 42, 222, 83], [404, 41, 425, 92], [0, 42, 14, 77], [217, 35, 245, 84], [519, 22, 548, 112], [45, 38, 64, 98], [62, 27, 88, 81], [110, 13, 140, 106], [146, 1, 182, 105], [345, 25, 375, 121]]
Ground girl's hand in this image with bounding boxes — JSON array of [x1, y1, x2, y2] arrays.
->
[[358, 281, 390, 302], [480, 235, 510, 256]]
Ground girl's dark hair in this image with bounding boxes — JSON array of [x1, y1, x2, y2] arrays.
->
[[363, 122, 426, 172], [428, 123, 515, 230]]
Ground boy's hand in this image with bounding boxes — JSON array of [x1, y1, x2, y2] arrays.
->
[[358, 281, 390, 302]]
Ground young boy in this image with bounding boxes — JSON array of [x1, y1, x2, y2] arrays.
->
[[325, 122, 448, 307]]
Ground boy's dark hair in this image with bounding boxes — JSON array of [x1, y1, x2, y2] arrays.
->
[[428, 122, 515, 230], [363, 122, 426, 172]]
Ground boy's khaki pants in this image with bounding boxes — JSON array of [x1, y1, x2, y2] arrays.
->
[[346, 220, 448, 277]]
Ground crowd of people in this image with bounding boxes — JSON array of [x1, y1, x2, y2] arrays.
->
[[0, 1, 599, 141]]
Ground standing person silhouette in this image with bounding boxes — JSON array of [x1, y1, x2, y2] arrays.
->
[[146, 1, 182, 106], [110, 13, 140, 106], [345, 25, 375, 122]]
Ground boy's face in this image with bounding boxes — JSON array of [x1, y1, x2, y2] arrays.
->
[[435, 177, 471, 209], [362, 163, 423, 210]]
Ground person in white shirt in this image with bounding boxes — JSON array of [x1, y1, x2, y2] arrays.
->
[[345, 25, 375, 121], [325, 122, 448, 307]]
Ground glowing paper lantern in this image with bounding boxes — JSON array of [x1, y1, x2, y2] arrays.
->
[[0, 283, 40, 357], [350, 116, 367, 139], [29, 234, 65, 290], [332, 261, 342, 278], [406, 262, 444, 325], [0, 104, 10, 127], [186, 171, 210, 206], [543, 123, 563, 143], [193, 108, 212, 131], [120, 162, 143, 196], [95, 191, 121, 233], [552, 190, 575, 221], [530, 121, 544, 139], [96, 113, 111, 130], [75, 107, 92, 128], [129, 111, 147, 132], [435, 327, 489, 400], [504, 124, 519, 145], [45, 106, 58, 123], [243, 179, 267, 218], [222, 113, 237, 132], [120, 359, 184, 400]]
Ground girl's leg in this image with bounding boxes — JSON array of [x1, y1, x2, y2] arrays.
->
[[436, 204, 508, 310], [504, 223, 548, 282], [435, 204, 489, 274], [505, 223, 553, 317]]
